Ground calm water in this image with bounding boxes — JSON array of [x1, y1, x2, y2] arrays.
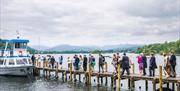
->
[[0, 53, 179, 91]]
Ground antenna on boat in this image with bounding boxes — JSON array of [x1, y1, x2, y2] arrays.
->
[[0, 29, 2, 39], [38, 37, 40, 54], [16, 30, 20, 39]]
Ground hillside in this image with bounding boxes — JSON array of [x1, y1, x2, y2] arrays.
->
[[136, 39, 180, 55]]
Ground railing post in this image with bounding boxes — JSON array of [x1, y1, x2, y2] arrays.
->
[[118, 64, 121, 90], [159, 65, 162, 91]]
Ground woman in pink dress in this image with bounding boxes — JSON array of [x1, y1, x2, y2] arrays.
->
[[137, 53, 144, 76]]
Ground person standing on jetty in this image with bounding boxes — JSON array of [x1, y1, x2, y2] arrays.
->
[[121, 53, 130, 76], [59, 55, 63, 69], [142, 53, 147, 75], [90, 55, 96, 72], [163, 53, 171, 78], [42, 56, 46, 67], [149, 53, 157, 76], [137, 53, 144, 76], [170, 52, 176, 77], [83, 55, 88, 71], [50, 56, 55, 69], [74, 55, 80, 70], [79, 55, 83, 70], [31, 54, 36, 66], [99, 54, 105, 73], [112, 54, 118, 74]]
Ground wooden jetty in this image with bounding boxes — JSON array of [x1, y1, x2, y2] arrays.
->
[[34, 61, 180, 91]]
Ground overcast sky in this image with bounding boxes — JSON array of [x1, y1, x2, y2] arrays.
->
[[0, 0, 180, 47]]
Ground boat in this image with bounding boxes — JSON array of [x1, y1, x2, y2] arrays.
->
[[0, 36, 34, 76]]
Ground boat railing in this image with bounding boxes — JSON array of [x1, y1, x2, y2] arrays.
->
[[0, 50, 29, 57]]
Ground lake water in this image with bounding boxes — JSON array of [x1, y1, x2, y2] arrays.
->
[[0, 53, 179, 91]]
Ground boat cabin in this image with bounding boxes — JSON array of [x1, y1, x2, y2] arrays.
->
[[0, 38, 31, 67]]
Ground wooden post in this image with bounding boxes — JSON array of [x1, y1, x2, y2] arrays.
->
[[56, 62, 58, 78], [105, 62, 108, 85], [130, 77, 135, 89], [132, 63, 135, 88], [62, 72, 64, 81], [111, 76, 113, 87], [48, 69, 50, 77], [118, 64, 121, 90], [65, 71, 67, 81], [70, 63, 72, 81], [177, 81, 180, 91], [97, 74, 100, 85], [113, 75, 116, 88], [153, 79, 156, 91], [159, 65, 162, 91], [172, 83, 175, 91], [74, 71, 76, 82], [128, 79, 130, 89], [79, 74, 81, 82], [167, 83, 169, 89], [88, 64, 91, 84], [145, 80, 148, 90]]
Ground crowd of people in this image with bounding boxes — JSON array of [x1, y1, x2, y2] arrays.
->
[[31, 52, 177, 78]]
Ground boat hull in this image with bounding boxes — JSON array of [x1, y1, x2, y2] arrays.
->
[[0, 66, 34, 76]]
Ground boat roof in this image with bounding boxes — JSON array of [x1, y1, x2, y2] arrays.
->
[[0, 39, 29, 43]]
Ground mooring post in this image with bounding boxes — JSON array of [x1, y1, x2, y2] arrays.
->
[[159, 65, 162, 91], [118, 64, 121, 90], [88, 64, 91, 85], [70, 63, 72, 81], [105, 62, 108, 85]]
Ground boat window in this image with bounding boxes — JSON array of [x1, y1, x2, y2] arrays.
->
[[15, 43, 20, 48], [15, 43, 27, 49], [0, 59, 3, 65], [23, 58, 28, 64], [16, 59, 25, 65], [9, 59, 15, 65]]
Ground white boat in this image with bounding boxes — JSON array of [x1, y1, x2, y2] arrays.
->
[[0, 36, 34, 76]]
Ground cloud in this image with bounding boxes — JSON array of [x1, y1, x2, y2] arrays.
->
[[0, 0, 179, 46]]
